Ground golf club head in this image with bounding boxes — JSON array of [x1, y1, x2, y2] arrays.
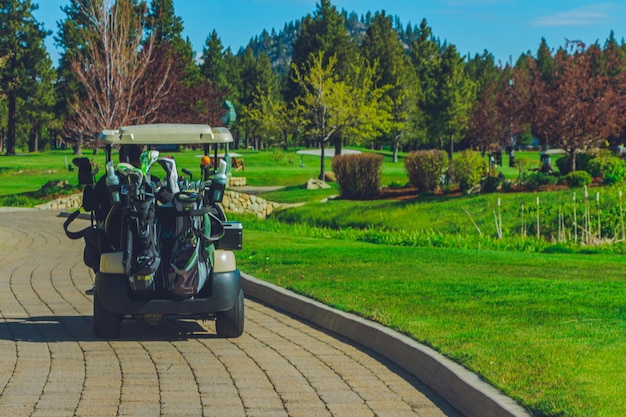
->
[[157, 157, 180, 194], [116, 163, 136, 176], [140, 150, 160, 176]]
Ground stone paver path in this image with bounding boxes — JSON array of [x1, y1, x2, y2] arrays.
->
[[0, 210, 460, 417]]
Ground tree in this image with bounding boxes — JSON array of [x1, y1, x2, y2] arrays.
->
[[360, 11, 420, 162], [199, 30, 232, 92], [511, 45, 625, 172], [243, 85, 288, 149], [465, 51, 510, 152], [409, 19, 442, 149], [146, 0, 199, 84], [284, 0, 357, 105], [23, 52, 57, 152], [292, 52, 390, 179], [536, 37, 555, 83], [62, 0, 173, 150], [0, 0, 53, 155], [235, 46, 279, 149], [430, 44, 477, 157], [54, 0, 95, 153]]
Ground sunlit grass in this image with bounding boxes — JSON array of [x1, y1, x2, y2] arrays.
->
[[233, 221, 626, 417]]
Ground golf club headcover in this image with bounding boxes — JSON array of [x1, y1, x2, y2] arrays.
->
[[73, 157, 97, 185]]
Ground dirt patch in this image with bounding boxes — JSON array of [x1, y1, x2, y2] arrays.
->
[[375, 187, 421, 200]]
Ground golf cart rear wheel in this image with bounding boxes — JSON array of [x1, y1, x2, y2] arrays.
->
[[215, 289, 244, 338], [93, 291, 122, 339]]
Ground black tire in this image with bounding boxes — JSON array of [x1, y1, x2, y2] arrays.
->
[[215, 289, 244, 338], [93, 291, 122, 339]]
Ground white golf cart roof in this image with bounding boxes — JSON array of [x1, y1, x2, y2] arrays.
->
[[99, 123, 233, 145]]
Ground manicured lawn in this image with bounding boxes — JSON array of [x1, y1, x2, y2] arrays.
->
[[235, 226, 626, 417]]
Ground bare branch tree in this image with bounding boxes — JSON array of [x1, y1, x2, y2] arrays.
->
[[64, 0, 173, 145]]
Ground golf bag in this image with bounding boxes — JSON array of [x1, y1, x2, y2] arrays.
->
[[165, 191, 210, 298]]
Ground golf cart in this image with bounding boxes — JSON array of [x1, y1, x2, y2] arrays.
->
[[68, 124, 244, 339]]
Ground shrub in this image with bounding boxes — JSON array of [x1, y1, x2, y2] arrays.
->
[[332, 153, 384, 199], [404, 150, 448, 192], [603, 172, 622, 185], [481, 175, 503, 193], [564, 171, 592, 188], [452, 150, 485, 193], [0, 195, 31, 207], [523, 172, 558, 190], [587, 152, 626, 183], [513, 157, 535, 180], [556, 152, 594, 175], [270, 147, 285, 164]]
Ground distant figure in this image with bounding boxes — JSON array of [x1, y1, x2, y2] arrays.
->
[[299, 157, 305, 168], [540, 152, 553, 174]]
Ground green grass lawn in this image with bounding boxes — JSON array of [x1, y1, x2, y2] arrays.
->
[[234, 224, 626, 417]]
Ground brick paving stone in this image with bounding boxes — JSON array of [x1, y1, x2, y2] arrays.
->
[[0, 210, 461, 417]]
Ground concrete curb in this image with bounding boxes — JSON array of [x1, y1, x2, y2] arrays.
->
[[241, 272, 532, 417]]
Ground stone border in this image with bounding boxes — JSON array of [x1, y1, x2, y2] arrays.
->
[[241, 272, 532, 417], [35, 190, 280, 219]]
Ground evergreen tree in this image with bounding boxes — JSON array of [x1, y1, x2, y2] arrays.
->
[[0, 0, 54, 155], [434, 44, 477, 156], [409, 19, 442, 148], [284, 0, 357, 104], [360, 11, 420, 162], [23, 51, 57, 152], [237, 46, 279, 149], [146, 0, 199, 84], [54, 0, 102, 153], [535, 37, 555, 82], [200, 30, 231, 92]]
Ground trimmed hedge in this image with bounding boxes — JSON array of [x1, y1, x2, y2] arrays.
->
[[564, 170, 592, 188], [332, 153, 384, 199], [404, 150, 449, 192]]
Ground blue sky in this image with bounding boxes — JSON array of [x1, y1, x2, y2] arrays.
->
[[34, 0, 626, 66]]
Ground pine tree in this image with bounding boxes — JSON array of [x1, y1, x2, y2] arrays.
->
[[409, 19, 443, 148], [200, 30, 232, 92], [237, 46, 279, 149], [146, 0, 199, 84], [360, 11, 420, 162], [54, 0, 103, 153], [0, 0, 54, 155], [284, 0, 357, 104], [435, 44, 477, 156]]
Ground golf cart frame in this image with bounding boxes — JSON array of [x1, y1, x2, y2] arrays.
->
[[93, 123, 243, 339]]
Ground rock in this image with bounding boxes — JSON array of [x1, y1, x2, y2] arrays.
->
[[41, 179, 69, 191], [306, 178, 330, 190]]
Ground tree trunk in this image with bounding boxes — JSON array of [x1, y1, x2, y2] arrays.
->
[[73, 140, 83, 156], [449, 133, 454, 159], [319, 139, 326, 181], [333, 136, 342, 156], [569, 151, 576, 173], [6, 90, 17, 155], [393, 135, 400, 163], [29, 123, 39, 153]]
